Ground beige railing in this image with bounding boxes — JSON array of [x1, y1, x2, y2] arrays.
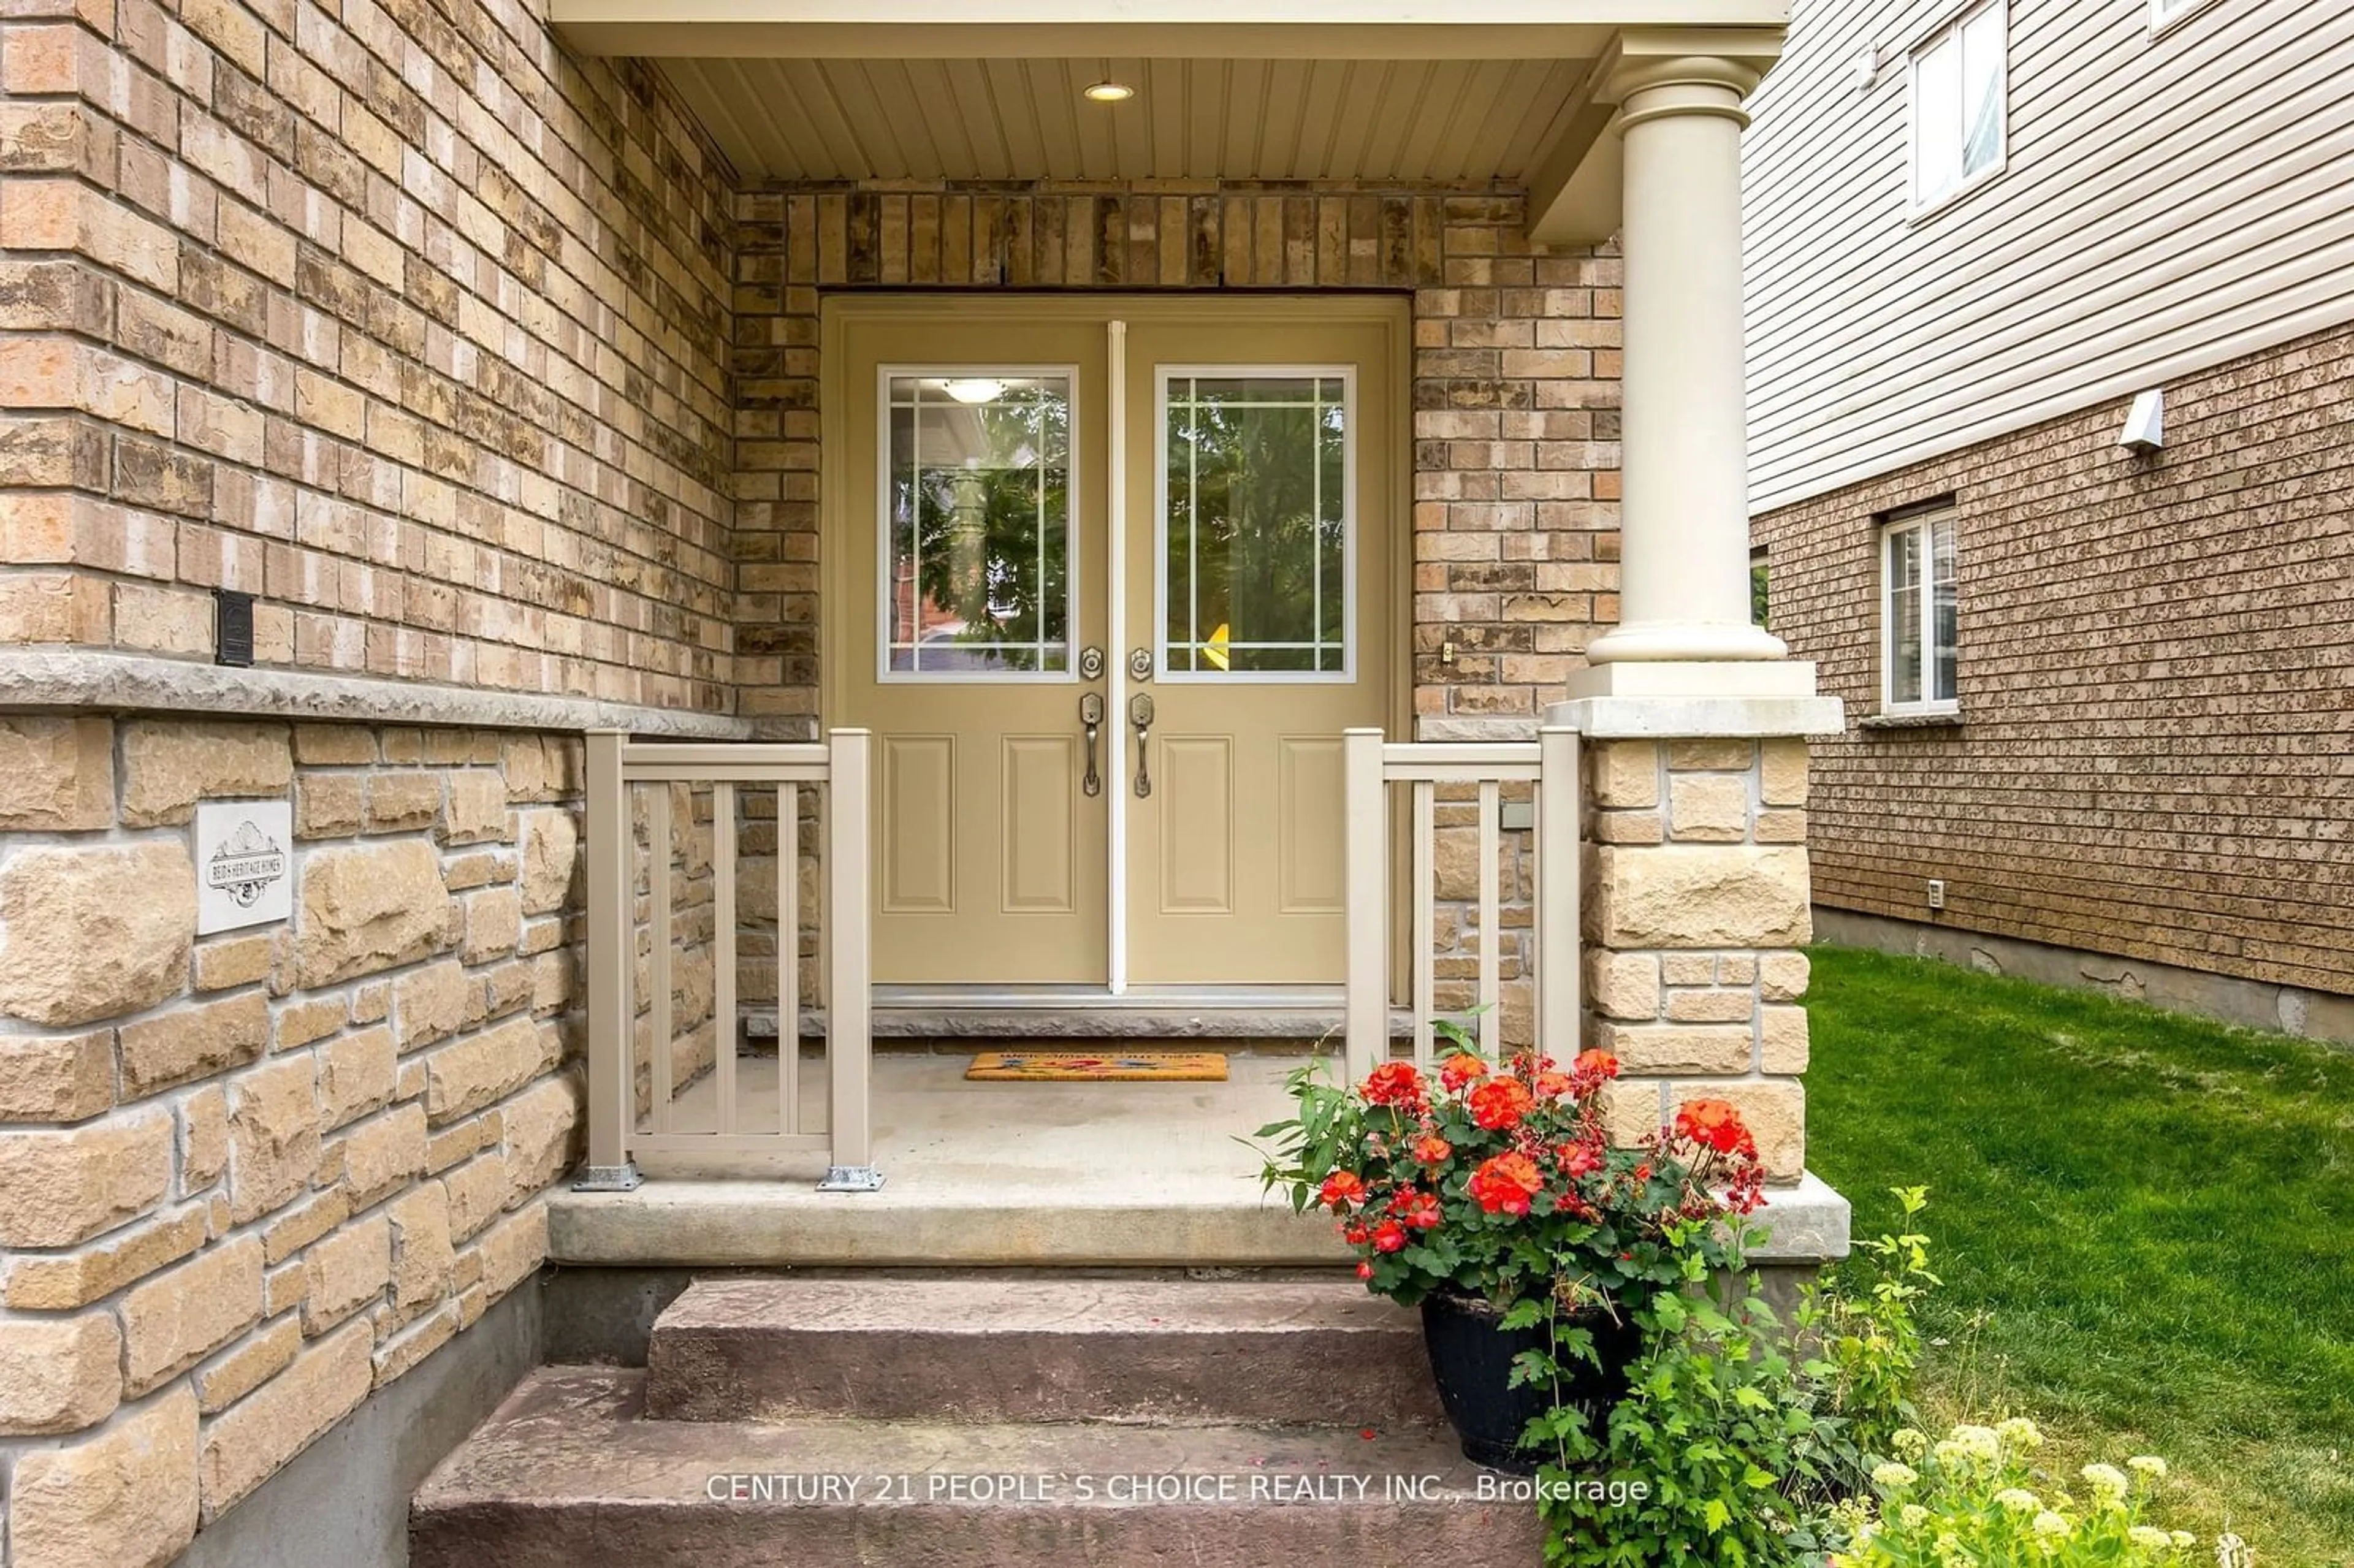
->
[[578, 728, 878, 1192], [1342, 727, 1580, 1079]]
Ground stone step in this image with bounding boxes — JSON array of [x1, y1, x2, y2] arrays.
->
[[644, 1276, 1449, 1427], [411, 1369, 1544, 1568]]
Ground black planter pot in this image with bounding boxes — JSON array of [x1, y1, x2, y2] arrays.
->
[[1419, 1292, 1642, 1474]]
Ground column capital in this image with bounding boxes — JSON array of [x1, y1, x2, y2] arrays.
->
[[1607, 26, 1783, 105]]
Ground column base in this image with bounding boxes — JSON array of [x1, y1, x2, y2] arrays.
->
[[1583, 620, 1789, 666], [1551, 662, 1844, 738]]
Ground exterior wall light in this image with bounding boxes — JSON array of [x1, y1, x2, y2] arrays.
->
[[1083, 81, 1134, 102]]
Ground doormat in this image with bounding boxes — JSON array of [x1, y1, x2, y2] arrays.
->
[[964, 1051, 1230, 1083]]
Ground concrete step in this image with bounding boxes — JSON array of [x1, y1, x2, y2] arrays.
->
[[644, 1277, 1449, 1427], [411, 1368, 1544, 1568]]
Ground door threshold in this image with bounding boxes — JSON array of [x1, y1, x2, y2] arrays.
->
[[745, 986, 1413, 1042]]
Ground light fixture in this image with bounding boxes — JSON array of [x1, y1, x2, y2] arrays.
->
[[1083, 80, 1133, 102], [941, 377, 1007, 405]]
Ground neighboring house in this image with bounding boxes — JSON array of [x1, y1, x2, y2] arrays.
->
[[1744, 0, 2354, 1038], [0, 4, 1849, 1564]]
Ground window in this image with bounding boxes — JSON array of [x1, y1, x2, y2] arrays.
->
[[1880, 508, 1957, 713], [2149, 0, 2220, 32], [1159, 370, 1353, 680], [1910, 2, 2005, 211], [882, 371, 1073, 679]]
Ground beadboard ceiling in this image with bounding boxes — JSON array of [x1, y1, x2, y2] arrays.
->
[[656, 55, 1595, 185]]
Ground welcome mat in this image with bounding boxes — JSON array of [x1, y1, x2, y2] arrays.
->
[[963, 1051, 1230, 1083]]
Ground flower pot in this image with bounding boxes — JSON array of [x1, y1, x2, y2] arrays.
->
[[1419, 1291, 1642, 1474]]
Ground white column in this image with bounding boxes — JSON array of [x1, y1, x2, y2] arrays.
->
[[1582, 53, 1786, 674]]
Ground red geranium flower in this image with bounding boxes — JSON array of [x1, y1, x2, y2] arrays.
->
[[1412, 1133, 1453, 1164], [1572, 1049, 1621, 1081], [1468, 1076, 1534, 1132], [1372, 1220, 1408, 1253], [1533, 1070, 1574, 1098], [1398, 1191, 1443, 1230], [1361, 1060, 1425, 1108], [1357, 1261, 1374, 1279], [1319, 1171, 1368, 1210], [1674, 1098, 1756, 1158], [1468, 1152, 1545, 1216], [1438, 1053, 1489, 1092], [1556, 1140, 1602, 1178]]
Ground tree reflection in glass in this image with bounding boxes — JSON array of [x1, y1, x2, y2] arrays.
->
[[1166, 376, 1347, 675], [886, 376, 1070, 674]]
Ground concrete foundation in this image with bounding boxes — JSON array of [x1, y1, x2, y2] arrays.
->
[[174, 1282, 543, 1568], [1816, 909, 2354, 1048]]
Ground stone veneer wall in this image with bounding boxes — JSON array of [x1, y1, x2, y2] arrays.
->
[[0, 715, 582, 1567], [1753, 319, 2354, 1001], [1583, 736, 1813, 1181], [0, 0, 737, 710]]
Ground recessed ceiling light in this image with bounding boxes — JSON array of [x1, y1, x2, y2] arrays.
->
[[1083, 80, 1133, 103], [941, 378, 1007, 405]]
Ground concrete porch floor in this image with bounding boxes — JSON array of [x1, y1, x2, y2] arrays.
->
[[549, 1050, 1851, 1269]]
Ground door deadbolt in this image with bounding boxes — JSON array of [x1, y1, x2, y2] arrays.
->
[[1078, 646, 1105, 680], [1127, 647, 1154, 681]]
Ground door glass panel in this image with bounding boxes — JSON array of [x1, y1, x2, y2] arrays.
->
[[885, 373, 1071, 676], [1162, 373, 1349, 678]]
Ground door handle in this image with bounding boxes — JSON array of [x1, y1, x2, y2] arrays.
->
[[1129, 693, 1155, 797], [1080, 693, 1103, 798]]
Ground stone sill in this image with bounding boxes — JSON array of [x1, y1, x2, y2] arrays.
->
[[1858, 710, 1965, 732], [0, 650, 758, 740]]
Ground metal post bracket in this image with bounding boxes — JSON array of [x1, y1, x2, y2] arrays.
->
[[818, 1165, 887, 1193]]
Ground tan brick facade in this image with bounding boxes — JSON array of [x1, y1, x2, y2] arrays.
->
[[0, 715, 581, 1564], [1753, 319, 2354, 999], [729, 183, 1623, 735], [0, 0, 736, 711]]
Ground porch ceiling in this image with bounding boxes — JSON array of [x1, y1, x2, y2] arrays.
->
[[553, 3, 1789, 238]]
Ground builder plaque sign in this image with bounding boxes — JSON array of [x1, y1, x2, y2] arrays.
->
[[195, 801, 293, 935]]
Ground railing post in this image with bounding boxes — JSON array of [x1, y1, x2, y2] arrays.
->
[[1537, 726, 1582, 1060], [575, 729, 641, 1190], [1343, 727, 1387, 1082], [818, 728, 882, 1192]]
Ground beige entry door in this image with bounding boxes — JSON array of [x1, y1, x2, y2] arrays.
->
[[1121, 314, 1397, 984], [831, 298, 1401, 988]]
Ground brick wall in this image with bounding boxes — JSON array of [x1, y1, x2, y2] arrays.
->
[[0, 714, 582, 1566], [0, 0, 737, 712], [1753, 319, 2354, 997], [728, 182, 1623, 736]]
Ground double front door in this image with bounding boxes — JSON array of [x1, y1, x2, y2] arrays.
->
[[828, 297, 1404, 988]]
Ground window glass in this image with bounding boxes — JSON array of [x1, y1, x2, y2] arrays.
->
[[1930, 511, 1959, 702], [1886, 525, 1924, 706], [1913, 4, 2005, 207], [1164, 375, 1349, 677], [885, 375, 1070, 675]]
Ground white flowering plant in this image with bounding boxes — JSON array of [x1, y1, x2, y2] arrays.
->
[[1827, 1418, 2214, 1567]]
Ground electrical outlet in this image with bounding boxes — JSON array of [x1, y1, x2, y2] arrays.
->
[[1926, 878, 1946, 911]]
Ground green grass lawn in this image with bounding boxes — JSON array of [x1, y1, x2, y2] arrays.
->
[[1803, 945, 2354, 1567]]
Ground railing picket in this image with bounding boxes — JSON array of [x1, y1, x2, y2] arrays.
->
[[647, 785, 674, 1135], [1538, 728, 1580, 1059], [779, 782, 800, 1138], [713, 783, 739, 1137], [1412, 779, 1436, 1068], [1477, 778, 1501, 1058], [825, 730, 875, 1182]]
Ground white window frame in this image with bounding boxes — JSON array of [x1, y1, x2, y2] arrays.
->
[[1878, 507, 1959, 717], [1906, 0, 2008, 220], [1153, 364, 1358, 686], [874, 363, 1081, 685], [2149, 0, 2222, 38]]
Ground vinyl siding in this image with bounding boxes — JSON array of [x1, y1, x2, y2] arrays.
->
[[1743, 0, 2354, 512]]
